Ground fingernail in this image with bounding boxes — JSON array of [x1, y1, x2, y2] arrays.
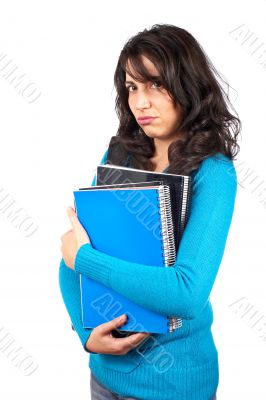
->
[[119, 314, 126, 321]]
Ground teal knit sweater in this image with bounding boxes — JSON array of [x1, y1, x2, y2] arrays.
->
[[59, 148, 237, 400]]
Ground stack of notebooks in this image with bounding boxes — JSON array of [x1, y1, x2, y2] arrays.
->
[[73, 164, 192, 336]]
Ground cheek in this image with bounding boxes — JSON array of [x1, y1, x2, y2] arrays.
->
[[128, 97, 135, 113], [162, 106, 181, 130], [168, 100, 182, 120]]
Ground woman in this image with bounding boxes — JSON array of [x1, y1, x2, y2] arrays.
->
[[59, 23, 241, 400]]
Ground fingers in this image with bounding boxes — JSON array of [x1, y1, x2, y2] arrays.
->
[[66, 207, 82, 238], [115, 332, 150, 349], [67, 207, 79, 228], [99, 314, 127, 334], [60, 229, 73, 241], [98, 315, 151, 355]]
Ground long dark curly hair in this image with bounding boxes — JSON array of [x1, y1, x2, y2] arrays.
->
[[109, 23, 241, 176]]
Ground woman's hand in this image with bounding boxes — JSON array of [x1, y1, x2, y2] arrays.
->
[[86, 314, 151, 355], [60, 206, 90, 269]]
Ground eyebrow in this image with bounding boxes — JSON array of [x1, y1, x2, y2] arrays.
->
[[125, 75, 161, 85]]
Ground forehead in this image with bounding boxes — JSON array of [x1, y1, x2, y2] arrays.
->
[[125, 55, 159, 80]]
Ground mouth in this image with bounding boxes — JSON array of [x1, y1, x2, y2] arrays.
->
[[137, 117, 157, 125]]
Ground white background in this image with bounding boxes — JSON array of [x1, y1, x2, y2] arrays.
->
[[0, 0, 265, 398]]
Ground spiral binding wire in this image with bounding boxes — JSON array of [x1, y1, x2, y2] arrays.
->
[[180, 177, 190, 235], [157, 185, 176, 267], [157, 185, 183, 332], [167, 317, 183, 332]]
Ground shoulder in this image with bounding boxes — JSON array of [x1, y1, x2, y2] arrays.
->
[[192, 152, 238, 196], [194, 152, 236, 178]]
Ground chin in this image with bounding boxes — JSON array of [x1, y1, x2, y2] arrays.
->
[[142, 130, 163, 139]]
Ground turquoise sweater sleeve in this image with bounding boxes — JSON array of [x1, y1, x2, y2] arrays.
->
[[58, 148, 109, 353], [74, 154, 237, 319]]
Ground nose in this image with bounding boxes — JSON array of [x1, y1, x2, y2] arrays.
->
[[135, 91, 151, 110]]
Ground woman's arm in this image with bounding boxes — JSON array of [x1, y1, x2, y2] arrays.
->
[[58, 259, 95, 353], [58, 148, 109, 352], [74, 154, 238, 320]]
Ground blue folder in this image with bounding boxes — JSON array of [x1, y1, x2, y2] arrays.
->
[[73, 185, 175, 334]]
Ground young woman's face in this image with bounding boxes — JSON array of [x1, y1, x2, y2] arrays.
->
[[125, 55, 183, 141]]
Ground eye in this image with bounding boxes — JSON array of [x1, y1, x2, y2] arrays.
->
[[125, 80, 162, 93], [126, 84, 136, 92], [151, 80, 162, 89]]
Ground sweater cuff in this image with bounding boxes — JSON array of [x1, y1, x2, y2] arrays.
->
[[74, 242, 111, 287], [82, 334, 97, 354]]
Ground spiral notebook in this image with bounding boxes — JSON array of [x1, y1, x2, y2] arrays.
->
[[74, 170, 192, 334]]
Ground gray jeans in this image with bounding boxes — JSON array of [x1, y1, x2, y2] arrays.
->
[[90, 372, 217, 400], [90, 372, 135, 399]]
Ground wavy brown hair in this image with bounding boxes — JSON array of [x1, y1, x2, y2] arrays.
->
[[110, 23, 241, 176]]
